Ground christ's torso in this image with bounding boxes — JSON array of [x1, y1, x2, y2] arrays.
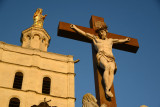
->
[[93, 38, 114, 57]]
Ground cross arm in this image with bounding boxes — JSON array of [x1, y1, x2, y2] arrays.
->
[[58, 22, 95, 43], [107, 33, 139, 53], [58, 21, 139, 53]]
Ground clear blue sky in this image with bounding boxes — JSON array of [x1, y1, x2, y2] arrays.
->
[[0, 0, 160, 107]]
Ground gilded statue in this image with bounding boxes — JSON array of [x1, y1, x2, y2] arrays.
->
[[32, 8, 47, 28], [140, 105, 148, 107]]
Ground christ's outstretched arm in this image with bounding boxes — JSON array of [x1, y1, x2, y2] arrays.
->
[[70, 24, 95, 40], [112, 38, 130, 44]]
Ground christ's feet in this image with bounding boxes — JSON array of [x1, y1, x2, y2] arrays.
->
[[106, 90, 113, 98]]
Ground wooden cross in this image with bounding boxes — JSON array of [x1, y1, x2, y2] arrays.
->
[[57, 15, 139, 107]]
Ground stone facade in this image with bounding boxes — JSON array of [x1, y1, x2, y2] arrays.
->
[[0, 40, 75, 106]]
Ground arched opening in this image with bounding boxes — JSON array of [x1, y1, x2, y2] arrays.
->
[[13, 72, 23, 89], [9, 97, 20, 107], [27, 35, 31, 40], [42, 77, 51, 94], [42, 38, 46, 43]]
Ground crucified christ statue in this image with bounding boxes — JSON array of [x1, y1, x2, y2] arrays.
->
[[70, 21, 130, 98]]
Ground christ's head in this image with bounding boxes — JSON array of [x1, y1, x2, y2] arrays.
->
[[95, 21, 108, 40], [98, 29, 108, 40]]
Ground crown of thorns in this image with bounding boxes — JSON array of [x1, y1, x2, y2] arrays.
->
[[94, 21, 108, 32]]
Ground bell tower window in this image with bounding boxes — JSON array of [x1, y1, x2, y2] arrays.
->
[[13, 72, 23, 89], [9, 97, 20, 107], [42, 77, 51, 94]]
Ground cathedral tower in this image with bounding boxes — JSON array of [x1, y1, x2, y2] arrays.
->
[[0, 8, 75, 107], [21, 8, 50, 51]]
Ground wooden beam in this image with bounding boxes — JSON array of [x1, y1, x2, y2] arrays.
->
[[58, 22, 139, 53], [91, 15, 117, 107], [58, 22, 94, 43]]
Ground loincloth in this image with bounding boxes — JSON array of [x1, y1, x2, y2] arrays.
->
[[96, 51, 117, 74], [96, 51, 115, 62]]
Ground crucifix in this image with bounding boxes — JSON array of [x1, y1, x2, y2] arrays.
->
[[58, 15, 139, 107]]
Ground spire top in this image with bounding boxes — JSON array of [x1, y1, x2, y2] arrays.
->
[[32, 8, 47, 28]]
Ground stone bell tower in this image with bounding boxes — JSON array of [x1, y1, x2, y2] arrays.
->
[[0, 8, 75, 107], [21, 27, 50, 51], [21, 8, 50, 51]]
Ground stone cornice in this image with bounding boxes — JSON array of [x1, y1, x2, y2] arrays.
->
[[0, 41, 74, 63], [0, 60, 75, 76], [0, 86, 76, 100], [21, 27, 51, 41]]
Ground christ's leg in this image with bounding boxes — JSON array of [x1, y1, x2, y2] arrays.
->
[[99, 57, 113, 97], [107, 62, 115, 94], [103, 67, 114, 97]]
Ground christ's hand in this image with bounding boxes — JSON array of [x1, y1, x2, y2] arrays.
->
[[70, 24, 76, 29], [126, 38, 130, 41]]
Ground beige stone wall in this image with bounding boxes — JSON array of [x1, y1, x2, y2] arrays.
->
[[0, 41, 75, 107], [0, 88, 75, 107]]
